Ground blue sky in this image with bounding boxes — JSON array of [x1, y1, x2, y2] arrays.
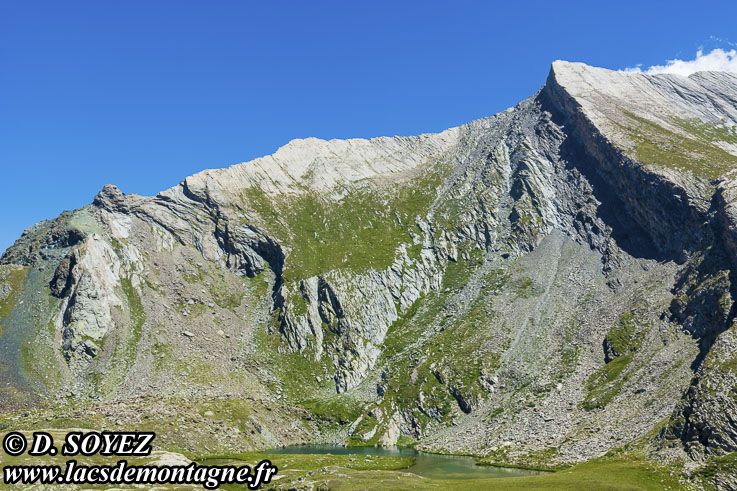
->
[[1, 0, 736, 252]]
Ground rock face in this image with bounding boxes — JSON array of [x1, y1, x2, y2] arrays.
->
[[2, 61, 737, 478]]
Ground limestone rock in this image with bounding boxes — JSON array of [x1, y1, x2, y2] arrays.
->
[[1, 61, 737, 475]]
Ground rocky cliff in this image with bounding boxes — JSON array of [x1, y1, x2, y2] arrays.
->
[[1, 61, 737, 484]]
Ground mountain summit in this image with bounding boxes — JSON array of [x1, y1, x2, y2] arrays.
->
[[2, 61, 737, 485]]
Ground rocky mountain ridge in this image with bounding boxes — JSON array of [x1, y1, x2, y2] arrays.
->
[[1, 60, 737, 485]]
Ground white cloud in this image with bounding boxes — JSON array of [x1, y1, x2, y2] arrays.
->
[[624, 48, 737, 76]]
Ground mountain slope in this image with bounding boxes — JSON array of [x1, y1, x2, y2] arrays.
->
[[1, 61, 737, 483]]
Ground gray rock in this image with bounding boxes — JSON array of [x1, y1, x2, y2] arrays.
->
[[1, 60, 736, 476]]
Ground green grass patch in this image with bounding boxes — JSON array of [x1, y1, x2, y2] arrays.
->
[[672, 118, 737, 145], [150, 341, 173, 371], [0, 265, 29, 336], [239, 162, 450, 280], [252, 323, 335, 399], [367, 261, 508, 437], [721, 356, 737, 374], [442, 248, 484, 291], [696, 451, 737, 481], [606, 311, 644, 357], [120, 277, 145, 358], [582, 354, 633, 410], [196, 399, 255, 432], [617, 111, 737, 179], [209, 280, 243, 310], [300, 397, 363, 425], [90, 277, 146, 395]]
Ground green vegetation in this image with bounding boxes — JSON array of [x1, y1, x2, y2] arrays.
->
[[512, 276, 542, 299], [349, 414, 381, 446], [696, 451, 737, 482], [150, 341, 173, 370], [582, 309, 649, 410], [0, 405, 690, 491], [252, 321, 336, 402], [251, 246, 508, 446], [380, 297, 422, 360], [672, 118, 737, 145], [606, 311, 644, 357], [195, 399, 257, 432], [558, 345, 579, 378], [182, 269, 204, 283], [205, 452, 684, 490], [21, 326, 66, 390], [209, 278, 243, 310], [110, 237, 124, 255], [181, 261, 246, 310], [396, 434, 418, 448], [168, 356, 224, 386], [89, 277, 146, 395], [478, 445, 569, 472], [300, 397, 363, 426], [240, 162, 450, 280], [442, 249, 484, 290], [0, 265, 29, 336], [120, 277, 145, 360], [721, 355, 737, 374], [244, 274, 270, 298], [485, 407, 504, 422], [0, 266, 66, 389], [617, 111, 737, 179], [582, 354, 632, 410], [354, 258, 509, 442]]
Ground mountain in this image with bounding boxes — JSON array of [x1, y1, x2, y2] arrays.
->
[[2, 61, 737, 486]]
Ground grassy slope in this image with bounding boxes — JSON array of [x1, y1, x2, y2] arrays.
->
[[238, 160, 450, 281], [617, 113, 737, 180], [0, 265, 29, 339]]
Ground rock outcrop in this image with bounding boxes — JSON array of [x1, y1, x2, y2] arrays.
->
[[1, 61, 737, 483]]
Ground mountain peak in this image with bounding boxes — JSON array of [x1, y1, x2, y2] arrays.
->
[[3, 59, 737, 484], [545, 59, 737, 183]]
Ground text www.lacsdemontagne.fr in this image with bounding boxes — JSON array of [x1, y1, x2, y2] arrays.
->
[[3, 459, 277, 489], [2, 430, 277, 490]]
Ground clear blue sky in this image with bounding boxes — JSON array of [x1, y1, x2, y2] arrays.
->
[[1, 0, 735, 252]]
